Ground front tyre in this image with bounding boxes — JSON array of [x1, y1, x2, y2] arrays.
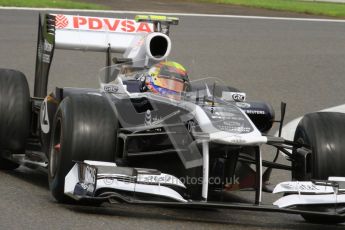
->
[[0, 69, 30, 170], [293, 112, 345, 224], [48, 94, 117, 203]]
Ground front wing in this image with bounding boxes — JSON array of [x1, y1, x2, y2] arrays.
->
[[64, 161, 345, 218]]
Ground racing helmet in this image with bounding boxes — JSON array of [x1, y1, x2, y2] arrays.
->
[[145, 61, 190, 98]]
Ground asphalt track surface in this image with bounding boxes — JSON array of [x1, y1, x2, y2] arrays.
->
[[1, 8, 345, 230], [80, 0, 331, 18]]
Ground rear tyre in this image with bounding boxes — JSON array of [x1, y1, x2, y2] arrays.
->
[[48, 94, 117, 203], [0, 69, 30, 170], [293, 112, 345, 224]]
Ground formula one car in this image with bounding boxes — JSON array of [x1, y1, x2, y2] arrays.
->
[[0, 13, 345, 224]]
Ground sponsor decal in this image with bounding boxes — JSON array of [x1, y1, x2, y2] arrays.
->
[[299, 184, 319, 191], [40, 97, 50, 134], [245, 110, 265, 115], [228, 116, 245, 121], [144, 109, 152, 126], [231, 92, 246, 102], [38, 40, 52, 64], [218, 121, 251, 133], [104, 178, 116, 185], [37, 42, 43, 62], [228, 135, 246, 143], [54, 14, 153, 33], [103, 85, 119, 93], [84, 165, 97, 184], [138, 175, 176, 184], [44, 40, 53, 52], [143, 110, 162, 126], [187, 120, 196, 132], [42, 54, 50, 64], [55, 14, 69, 29], [236, 102, 251, 109], [79, 183, 88, 190], [281, 182, 320, 191], [223, 121, 241, 127]]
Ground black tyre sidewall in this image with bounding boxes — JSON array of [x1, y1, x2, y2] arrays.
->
[[294, 112, 345, 180], [293, 112, 345, 224], [0, 69, 30, 170], [0, 69, 30, 153], [301, 213, 344, 225], [48, 94, 117, 202]]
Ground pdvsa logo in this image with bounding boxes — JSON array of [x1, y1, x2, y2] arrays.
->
[[72, 16, 152, 33], [55, 14, 69, 29], [54, 14, 153, 33]]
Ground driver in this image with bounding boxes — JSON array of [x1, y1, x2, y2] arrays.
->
[[144, 61, 190, 99]]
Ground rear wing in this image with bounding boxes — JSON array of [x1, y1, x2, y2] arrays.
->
[[34, 14, 179, 97], [135, 15, 179, 35]]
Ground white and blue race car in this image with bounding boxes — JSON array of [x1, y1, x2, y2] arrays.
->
[[0, 13, 344, 224]]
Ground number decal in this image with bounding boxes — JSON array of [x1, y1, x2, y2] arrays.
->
[[40, 97, 50, 133]]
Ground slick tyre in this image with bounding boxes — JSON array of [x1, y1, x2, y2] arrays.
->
[[293, 112, 345, 224], [48, 94, 117, 203], [0, 69, 30, 170]]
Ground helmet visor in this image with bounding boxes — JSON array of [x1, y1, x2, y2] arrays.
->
[[154, 77, 185, 92]]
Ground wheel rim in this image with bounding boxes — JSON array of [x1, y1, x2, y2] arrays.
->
[[49, 119, 62, 178]]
